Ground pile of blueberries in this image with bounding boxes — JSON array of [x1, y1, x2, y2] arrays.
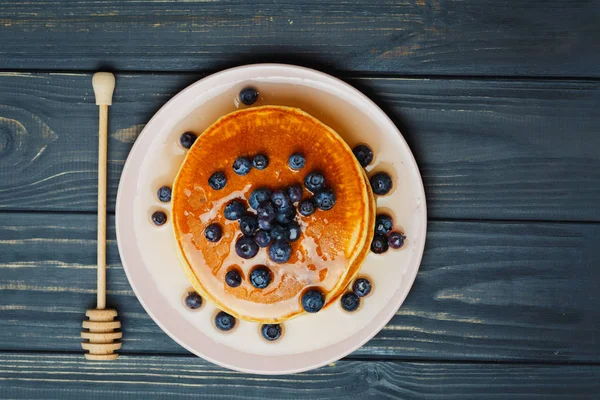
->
[[204, 151, 336, 268]]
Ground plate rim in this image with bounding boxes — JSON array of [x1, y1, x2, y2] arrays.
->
[[116, 63, 427, 374]]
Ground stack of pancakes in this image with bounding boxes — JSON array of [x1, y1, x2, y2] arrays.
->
[[172, 106, 375, 323]]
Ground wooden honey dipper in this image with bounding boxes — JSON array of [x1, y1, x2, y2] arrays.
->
[[81, 72, 122, 360]]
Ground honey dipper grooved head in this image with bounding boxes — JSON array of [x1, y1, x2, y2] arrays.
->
[[81, 308, 121, 360]]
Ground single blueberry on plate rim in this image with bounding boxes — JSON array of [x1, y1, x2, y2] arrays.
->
[[388, 231, 406, 249], [370, 172, 393, 195], [371, 233, 389, 254], [184, 291, 202, 310], [239, 87, 259, 105], [215, 311, 236, 331], [352, 277, 372, 297], [352, 144, 373, 167], [341, 292, 360, 312], [157, 186, 171, 202], [151, 211, 167, 226], [261, 324, 282, 341], [374, 214, 394, 235], [180, 132, 197, 149]]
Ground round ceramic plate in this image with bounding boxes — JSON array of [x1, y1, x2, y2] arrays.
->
[[116, 64, 426, 374]]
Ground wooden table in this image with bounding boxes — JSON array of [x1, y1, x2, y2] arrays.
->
[[1, 1, 599, 398]]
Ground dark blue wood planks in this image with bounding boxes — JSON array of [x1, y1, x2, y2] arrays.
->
[[0, 353, 598, 399], [0, 1, 599, 77]]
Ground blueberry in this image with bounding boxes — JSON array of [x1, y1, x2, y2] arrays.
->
[[301, 289, 325, 313], [375, 214, 394, 235], [215, 311, 236, 331], [371, 234, 389, 254], [271, 190, 290, 210], [204, 223, 222, 242], [151, 211, 167, 226], [254, 230, 272, 247], [249, 188, 272, 210], [232, 156, 252, 176], [287, 184, 303, 203], [239, 87, 259, 105], [304, 171, 325, 192], [352, 277, 372, 297], [184, 291, 202, 310], [341, 292, 360, 312], [250, 266, 272, 289], [252, 154, 269, 170], [299, 199, 316, 216], [352, 144, 373, 167], [180, 132, 197, 149], [275, 206, 296, 225], [258, 216, 273, 231], [288, 152, 306, 170], [224, 199, 246, 220], [157, 186, 172, 202], [388, 231, 406, 249], [235, 236, 259, 259], [270, 224, 288, 241], [261, 324, 282, 341], [257, 201, 276, 221], [225, 269, 242, 288], [370, 172, 393, 195], [208, 171, 227, 190], [287, 221, 301, 242], [268, 240, 292, 263], [239, 214, 258, 236], [314, 188, 336, 211]]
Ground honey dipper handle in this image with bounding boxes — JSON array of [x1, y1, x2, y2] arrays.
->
[[92, 72, 115, 310], [97, 104, 108, 310]]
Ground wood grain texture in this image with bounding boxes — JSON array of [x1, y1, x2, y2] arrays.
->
[[0, 73, 598, 221], [0, 353, 598, 399], [0, 1, 599, 77], [0, 213, 598, 362]]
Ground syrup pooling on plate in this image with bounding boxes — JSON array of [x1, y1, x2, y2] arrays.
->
[[172, 106, 373, 322]]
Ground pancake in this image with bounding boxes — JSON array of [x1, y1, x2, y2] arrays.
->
[[172, 106, 374, 323], [326, 169, 375, 306]]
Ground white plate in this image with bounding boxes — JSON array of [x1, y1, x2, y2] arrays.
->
[[116, 64, 426, 374]]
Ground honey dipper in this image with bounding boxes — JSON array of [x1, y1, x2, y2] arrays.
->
[[81, 72, 122, 360]]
